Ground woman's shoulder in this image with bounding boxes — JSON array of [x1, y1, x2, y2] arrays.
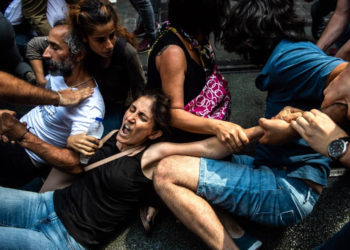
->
[[150, 31, 186, 55]]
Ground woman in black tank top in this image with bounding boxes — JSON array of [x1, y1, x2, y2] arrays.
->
[[146, 0, 250, 150], [0, 90, 261, 249]]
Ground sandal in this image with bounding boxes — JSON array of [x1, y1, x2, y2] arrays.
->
[[140, 205, 158, 232]]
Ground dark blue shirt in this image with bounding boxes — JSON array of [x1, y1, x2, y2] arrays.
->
[[254, 40, 344, 186]]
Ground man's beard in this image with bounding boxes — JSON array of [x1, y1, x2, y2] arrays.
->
[[45, 57, 74, 77]]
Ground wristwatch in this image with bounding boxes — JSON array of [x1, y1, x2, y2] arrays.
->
[[327, 137, 350, 161]]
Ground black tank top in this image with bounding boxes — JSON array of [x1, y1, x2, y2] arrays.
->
[[147, 30, 209, 142], [53, 134, 153, 249], [147, 30, 206, 105]]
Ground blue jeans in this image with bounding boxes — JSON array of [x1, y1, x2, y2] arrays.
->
[[0, 187, 85, 249], [197, 156, 319, 227], [129, 0, 156, 39]]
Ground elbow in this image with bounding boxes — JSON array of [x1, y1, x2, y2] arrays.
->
[[56, 164, 83, 175], [55, 155, 82, 173]]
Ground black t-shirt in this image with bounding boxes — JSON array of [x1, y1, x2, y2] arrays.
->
[[53, 133, 153, 249]]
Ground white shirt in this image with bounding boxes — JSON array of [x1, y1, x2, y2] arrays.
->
[[20, 75, 105, 164]]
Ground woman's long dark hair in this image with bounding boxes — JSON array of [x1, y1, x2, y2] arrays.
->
[[222, 0, 306, 64]]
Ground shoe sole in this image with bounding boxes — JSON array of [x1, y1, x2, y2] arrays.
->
[[247, 241, 262, 250]]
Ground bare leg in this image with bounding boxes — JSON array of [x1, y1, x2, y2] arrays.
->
[[153, 155, 238, 250], [214, 207, 244, 239]]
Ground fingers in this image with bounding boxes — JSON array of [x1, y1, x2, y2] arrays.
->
[[225, 128, 249, 152], [291, 120, 305, 137], [58, 87, 94, 106], [75, 143, 97, 156], [258, 117, 270, 129], [85, 135, 100, 146], [77, 87, 94, 100], [291, 112, 313, 137], [257, 118, 269, 144]]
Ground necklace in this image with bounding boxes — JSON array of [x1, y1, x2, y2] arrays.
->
[[70, 77, 94, 89]]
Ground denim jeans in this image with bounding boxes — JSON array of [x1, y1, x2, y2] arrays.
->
[[0, 187, 85, 249], [129, 0, 156, 39], [197, 156, 319, 227]]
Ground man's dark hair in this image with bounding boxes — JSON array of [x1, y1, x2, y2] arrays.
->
[[168, 0, 230, 41], [221, 0, 306, 64]]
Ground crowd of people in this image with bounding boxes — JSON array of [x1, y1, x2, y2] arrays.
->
[[0, 0, 349, 249]]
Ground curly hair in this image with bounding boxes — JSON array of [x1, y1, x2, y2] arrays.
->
[[221, 0, 306, 64], [168, 0, 230, 41], [68, 0, 136, 47]]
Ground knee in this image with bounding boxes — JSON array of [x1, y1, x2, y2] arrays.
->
[[153, 156, 179, 192]]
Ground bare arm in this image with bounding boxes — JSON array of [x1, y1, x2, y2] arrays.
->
[[317, 0, 350, 51], [335, 39, 350, 61], [19, 133, 82, 173], [259, 103, 349, 145], [29, 59, 47, 87], [143, 126, 263, 167], [0, 71, 93, 106], [156, 45, 249, 150], [291, 109, 350, 168], [0, 113, 82, 173], [26, 36, 48, 86]]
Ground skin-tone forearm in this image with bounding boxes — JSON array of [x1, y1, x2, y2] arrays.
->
[[18, 132, 82, 174], [259, 103, 349, 145], [317, 0, 350, 51], [336, 40, 350, 61], [29, 59, 47, 87], [0, 71, 59, 105], [144, 126, 263, 168], [291, 109, 350, 168], [171, 109, 249, 150], [0, 71, 93, 106]]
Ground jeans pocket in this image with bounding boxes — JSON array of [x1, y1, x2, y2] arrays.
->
[[279, 210, 296, 227]]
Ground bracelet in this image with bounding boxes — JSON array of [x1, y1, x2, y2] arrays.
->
[[55, 91, 62, 106], [16, 127, 32, 142]]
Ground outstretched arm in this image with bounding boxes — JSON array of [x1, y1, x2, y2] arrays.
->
[[0, 71, 93, 106], [0, 113, 82, 173], [143, 126, 263, 167]]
